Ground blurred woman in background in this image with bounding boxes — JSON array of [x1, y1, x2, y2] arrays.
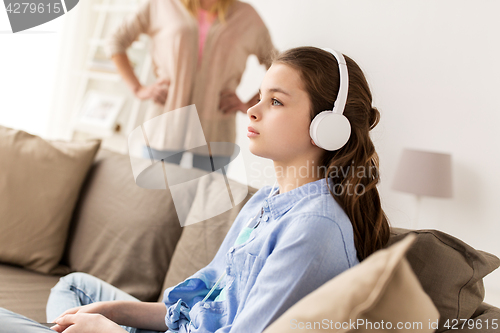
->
[[109, 0, 277, 171]]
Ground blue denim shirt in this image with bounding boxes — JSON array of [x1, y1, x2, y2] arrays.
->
[[162, 178, 359, 333]]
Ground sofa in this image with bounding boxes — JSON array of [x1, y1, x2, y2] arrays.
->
[[1, 125, 499, 332]]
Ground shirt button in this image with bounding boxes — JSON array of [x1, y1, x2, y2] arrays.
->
[[203, 303, 210, 309], [264, 201, 269, 208], [264, 215, 269, 222], [229, 247, 235, 253]]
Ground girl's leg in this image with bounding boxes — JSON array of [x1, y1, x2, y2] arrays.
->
[[46, 272, 160, 333], [46, 272, 139, 322], [0, 308, 52, 333]]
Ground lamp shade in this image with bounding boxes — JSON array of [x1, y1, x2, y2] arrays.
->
[[392, 148, 453, 198]]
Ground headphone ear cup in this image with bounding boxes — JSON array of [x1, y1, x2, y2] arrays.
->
[[310, 111, 351, 151]]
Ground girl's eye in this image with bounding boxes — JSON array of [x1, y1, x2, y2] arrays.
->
[[272, 98, 283, 106]]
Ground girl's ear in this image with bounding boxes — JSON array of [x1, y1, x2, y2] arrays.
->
[[310, 138, 317, 147]]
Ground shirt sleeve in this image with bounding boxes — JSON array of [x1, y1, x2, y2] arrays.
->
[[105, 0, 151, 57], [253, 24, 278, 70], [215, 214, 353, 333]]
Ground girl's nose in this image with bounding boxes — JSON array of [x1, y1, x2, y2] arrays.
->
[[247, 104, 259, 121]]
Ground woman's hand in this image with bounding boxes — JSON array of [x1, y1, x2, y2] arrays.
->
[[50, 313, 127, 333], [219, 90, 248, 114], [135, 78, 170, 105]]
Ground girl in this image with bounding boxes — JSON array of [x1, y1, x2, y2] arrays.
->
[[0, 46, 390, 333]]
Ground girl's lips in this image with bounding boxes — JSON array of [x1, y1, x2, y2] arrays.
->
[[247, 126, 259, 137], [247, 131, 259, 138]]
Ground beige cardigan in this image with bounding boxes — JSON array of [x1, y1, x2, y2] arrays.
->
[[107, 0, 277, 156]]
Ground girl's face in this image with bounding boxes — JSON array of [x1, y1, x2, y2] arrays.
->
[[247, 63, 320, 164]]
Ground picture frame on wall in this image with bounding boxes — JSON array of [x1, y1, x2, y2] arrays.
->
[[76, 90, 125, 135]]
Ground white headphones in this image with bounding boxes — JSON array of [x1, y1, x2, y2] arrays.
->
[[309, 48, 351, 151]]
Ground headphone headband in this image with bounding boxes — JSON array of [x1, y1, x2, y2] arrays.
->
[[309, 47, 352, 151], [321, 48, 349, 115]]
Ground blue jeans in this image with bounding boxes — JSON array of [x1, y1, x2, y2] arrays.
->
[[0, 273, 161, 333], [142, 147, 231, 173]]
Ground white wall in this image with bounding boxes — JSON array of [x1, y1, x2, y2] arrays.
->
[[0, 1, 99, 143], [0, 11, 64, 137], [230, 0, 500, 306]]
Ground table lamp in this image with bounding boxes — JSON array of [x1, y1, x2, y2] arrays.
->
[[392, 148, 453, 228]]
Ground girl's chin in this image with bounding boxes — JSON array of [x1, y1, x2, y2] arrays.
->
[[248, 145, 268, 159]]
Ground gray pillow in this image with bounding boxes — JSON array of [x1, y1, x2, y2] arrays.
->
[[387, 228, 500, 332]]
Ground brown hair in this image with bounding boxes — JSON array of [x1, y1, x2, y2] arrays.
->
[[273, 46, 390, 261], [180, 0, 235, 23]]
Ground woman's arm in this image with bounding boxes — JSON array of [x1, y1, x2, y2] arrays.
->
[[254, 24, 278, 70], [106, 0, 150, 57], [111, 53, 170, 104], [111, 53, 142, 95], [246, 92, 260, 109], [219, 21, 276, 115], [106, 0, 169, 105], [219, 91, 260, 114]]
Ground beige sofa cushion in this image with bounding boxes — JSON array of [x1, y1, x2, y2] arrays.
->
[[388, 228, 500, 332], [0, 264, 61, 323], [63, 149, 206, 302], [160, 177, 257, 297], [264, 234, 439, 333], [0, 125, 100, 274]]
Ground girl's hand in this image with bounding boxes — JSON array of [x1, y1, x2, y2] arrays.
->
[[135, 78, 170, 105], [50, 313, 126, 333], [52, 302, 113, 324], [219, 90, 247, 114]]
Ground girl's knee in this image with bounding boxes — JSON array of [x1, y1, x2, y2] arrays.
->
[[53, 272, 96, 291], [62, 272, 93, 282]]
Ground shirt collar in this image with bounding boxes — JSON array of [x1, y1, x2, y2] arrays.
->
[[264, 178, 332, 220]]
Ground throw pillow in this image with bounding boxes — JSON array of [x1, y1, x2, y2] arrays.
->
[[0, 125, 100, 274], [264, 234, 440, 333], [387, 228, 500, 332]]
